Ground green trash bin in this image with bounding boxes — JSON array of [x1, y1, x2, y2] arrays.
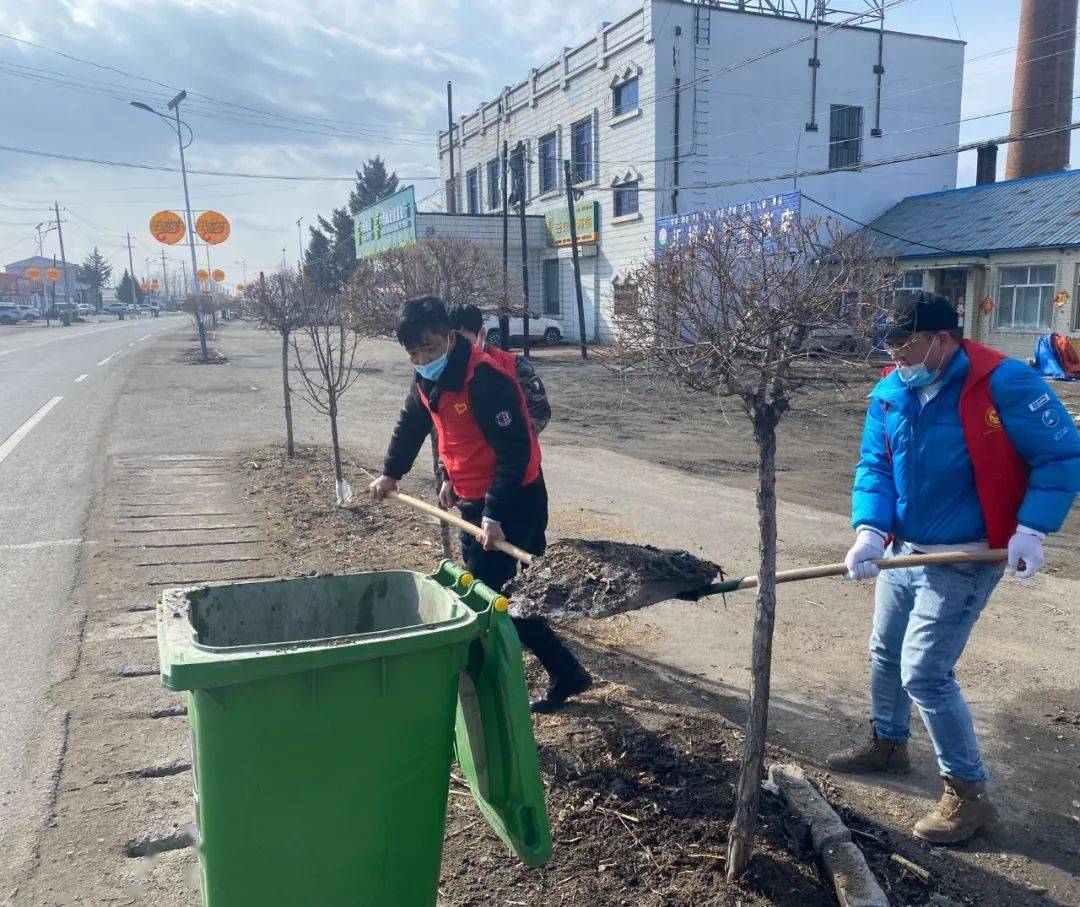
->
[[157, 563, 550, 906], [60, 310, 72, 326]]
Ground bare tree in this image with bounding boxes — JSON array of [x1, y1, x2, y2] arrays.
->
[[291, 279, 365, 504], [613, 211, 894, 879], [239, 271, 305, 457]]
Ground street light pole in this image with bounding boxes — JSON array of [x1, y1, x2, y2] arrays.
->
[[296, 217, 303, 271], [132, 93, 207, 358]]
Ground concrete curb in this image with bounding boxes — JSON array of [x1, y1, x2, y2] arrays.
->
[[768, 764, 888, 907]]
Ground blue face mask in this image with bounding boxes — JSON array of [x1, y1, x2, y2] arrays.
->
[[414, 351, 449, 382], [896, 336, 939, 387]]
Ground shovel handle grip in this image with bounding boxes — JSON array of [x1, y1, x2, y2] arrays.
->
[[387, 489, 535, 566], [708, 548, 1008, 595]]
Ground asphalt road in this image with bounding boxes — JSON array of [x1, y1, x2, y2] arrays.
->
[[0, 314, 181, 877]]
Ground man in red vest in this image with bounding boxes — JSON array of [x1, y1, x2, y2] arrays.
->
[[828, 292, 1080, 843], [369, 296, 591, 712]]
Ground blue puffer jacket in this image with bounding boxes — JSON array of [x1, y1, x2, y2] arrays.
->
[[852, 349, 1080, 544]]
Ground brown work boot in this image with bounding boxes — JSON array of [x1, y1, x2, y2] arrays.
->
[[914, 775, 996, 844], [826, 724, 912, 774]]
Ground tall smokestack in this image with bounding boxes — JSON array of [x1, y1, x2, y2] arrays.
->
[[1006, 0, 1078, 180]]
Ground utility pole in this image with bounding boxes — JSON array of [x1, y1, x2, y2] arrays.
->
[[563, 159, 588, 359], [50, 255, 57, 326], [500, 139, 510, 350], [161, 250, 170, 308], [512, 141, 531, 359], [126, 232, 137, 307], [446, 81, 457, 213], [296, 218, 304, 271], [54, 201, 71, 309]]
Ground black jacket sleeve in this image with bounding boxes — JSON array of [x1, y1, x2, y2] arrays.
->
[[468, 363, 532, 523], [383, 380, 433, 479]]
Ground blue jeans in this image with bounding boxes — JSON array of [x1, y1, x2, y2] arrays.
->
[[869, 548, 1004, 782]]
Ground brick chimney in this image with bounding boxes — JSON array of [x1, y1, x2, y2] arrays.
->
[[976, 144, 999, 184], [1005, 0, 1078, 180]]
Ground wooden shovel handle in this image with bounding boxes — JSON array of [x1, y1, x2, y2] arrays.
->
[[386, 488, 535, 566], [716, 548, 1008, 594]]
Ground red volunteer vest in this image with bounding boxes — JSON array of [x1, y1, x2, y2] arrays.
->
[[957, 341, 1029, 548], [881, 340, 1028, 548], [419, 345, 541, 501], [483, 343, 517, 375]]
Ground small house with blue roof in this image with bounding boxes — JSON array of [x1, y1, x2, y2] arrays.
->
[[866, 168, 1080, 360]]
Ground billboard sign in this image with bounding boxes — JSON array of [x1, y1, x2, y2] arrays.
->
[[354, 186, 417, 259], [546, 200, 599, 247], [655, 191, 801, 252]]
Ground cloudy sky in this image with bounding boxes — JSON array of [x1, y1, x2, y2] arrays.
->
[[0, 0, 1074, 287]]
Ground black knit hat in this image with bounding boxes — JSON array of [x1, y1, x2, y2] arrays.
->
[[883, 291, 958, 345]]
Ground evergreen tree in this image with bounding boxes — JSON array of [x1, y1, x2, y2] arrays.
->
[[116, 269, 144, 306], [77, 247, 113, 309], [304, 155, 400, 293], [348, 156, 399, 215]]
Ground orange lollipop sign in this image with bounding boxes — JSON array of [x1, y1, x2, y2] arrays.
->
[[25, 266, 41, 280], [211, 268, 225, 282], [195, 210, 230, 244], [46, 267, 62, 282], [197, 268, 209, 281], [150, 210, 186, 245], [236, 282, 245, 292]]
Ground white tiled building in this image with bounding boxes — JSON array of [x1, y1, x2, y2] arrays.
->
[[438, 0, 964, 342]]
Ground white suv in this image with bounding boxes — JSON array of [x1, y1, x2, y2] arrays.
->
[[0, 304, 36, 325], [484, 314, 562, 347]]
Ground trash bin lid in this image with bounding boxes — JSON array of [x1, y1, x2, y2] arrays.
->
[[453, 581, 553, 868]]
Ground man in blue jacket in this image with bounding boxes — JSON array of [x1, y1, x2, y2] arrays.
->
[[828, 292, 1080, 843]]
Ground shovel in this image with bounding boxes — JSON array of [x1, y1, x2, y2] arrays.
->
[[357, 465, 536, 566], [676, 548, 1008, 600]]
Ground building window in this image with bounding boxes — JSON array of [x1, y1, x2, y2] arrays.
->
[[829, 104, 863, 169], [466, 168, 480, 214], [539, 132, 558, 194], [892, 270, 923, 304], [543, 259, 561, 316], [613, 279, 638, 319], [486, 158, 501, 210], [509, 145, 526, 205], [613, 77, 638, 117], [996, 265, 1056, 331], [571, 117, 593, 183], [613, 180, 639, 217]]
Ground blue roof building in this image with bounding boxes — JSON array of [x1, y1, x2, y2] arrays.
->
[[866, 169, 1080, 360]]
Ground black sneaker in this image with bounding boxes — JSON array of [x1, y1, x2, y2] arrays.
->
[[530, 669, 593, 714]]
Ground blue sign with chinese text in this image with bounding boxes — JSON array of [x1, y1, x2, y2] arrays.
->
[[655, 191, 801, 251]]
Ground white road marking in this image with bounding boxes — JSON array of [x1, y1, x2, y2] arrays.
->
[[74, 374, 88, 383], [0, 396, 63, 466], [138, 334, 151, 342], [0, 538, 83, 551], [96, 353, 115, 366]]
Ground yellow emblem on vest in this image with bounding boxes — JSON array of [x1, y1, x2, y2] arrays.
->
[[984, 406, 1002, 430], [454, 402, 469, 415]]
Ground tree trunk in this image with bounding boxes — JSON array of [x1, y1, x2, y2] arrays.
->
[[429, 428, 454, 560], [328, 390, 343, 483], [281, 330, 295, 458], [726, 405, 779, 880]]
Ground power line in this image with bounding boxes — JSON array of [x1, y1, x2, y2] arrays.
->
[[800, 193, 961, 254], [0, 143, 439, 182]]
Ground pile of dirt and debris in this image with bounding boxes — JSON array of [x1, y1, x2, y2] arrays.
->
[[505, 539, 720, 618]]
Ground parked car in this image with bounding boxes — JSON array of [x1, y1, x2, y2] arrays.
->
[[103, 303, 127, 315], [0, 304, 39, 324], [483, 314, 562, 347], [76, 303, 95, 315]]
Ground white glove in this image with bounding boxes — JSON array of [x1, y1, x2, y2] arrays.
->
[[1008, 527, 1045, 580], [844, 528, 887, 581]]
